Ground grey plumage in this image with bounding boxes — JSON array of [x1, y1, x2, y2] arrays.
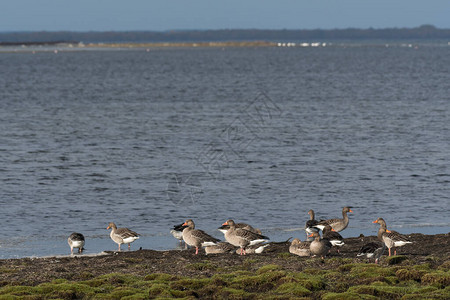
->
[[68, 232, 85, 254], [182, 219, 220, 255], [222, 219, 269, 255], [107, 222, 139, 251], [314, 207, 353, 232]]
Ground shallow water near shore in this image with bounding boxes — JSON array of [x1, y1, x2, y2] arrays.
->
[[0, 42, 449, 259]]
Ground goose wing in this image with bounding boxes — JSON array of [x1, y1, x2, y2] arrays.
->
[[115, 227, 139, 239], [191, 229, 220, 243]]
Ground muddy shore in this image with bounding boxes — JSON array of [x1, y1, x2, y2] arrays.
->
[[0, 233, 448, 298]]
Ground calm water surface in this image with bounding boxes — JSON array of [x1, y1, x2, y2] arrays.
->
[[0, 43, 449, 258]]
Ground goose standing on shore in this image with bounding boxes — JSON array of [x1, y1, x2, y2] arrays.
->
[[305, 209, 320, 235], [222, 219, 270, 255], [289, 238, 311, 257], [314, 207, 353, 232], [68, 232, 85, 254], [373, 218, 412, 256], [309, 232, 332, 258], [107, 222, 140, 251], [182, 219, 220, 255], [322, 225, 345, 253]]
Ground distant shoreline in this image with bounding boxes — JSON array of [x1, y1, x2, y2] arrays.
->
[[0, 41, 276, 47], [1, 25, 449, 44]]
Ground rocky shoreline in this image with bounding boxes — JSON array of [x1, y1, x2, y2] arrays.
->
[[0, 233, 448, 298]]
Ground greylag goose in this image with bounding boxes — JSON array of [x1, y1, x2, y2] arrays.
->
[[305, 209, 320, 234], [107, 222, 139, 251], [182, 219, 220, 255], [236, 243, 269, 255], [289, 238, 311, 257], [373, 218, 412, 256], [308, 232, 332, 258], [222, 219, 270, 255], [322, 225, 345, 252], [314, 207, 353, 232], [357, 242, 385, 263], [68, 232, 85, 254], [218, 222, 262, 235], [205, 242, 236, 255]]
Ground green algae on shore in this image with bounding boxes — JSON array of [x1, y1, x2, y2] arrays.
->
[[0, 262, 448, 299], [0, 233, 448, 298]]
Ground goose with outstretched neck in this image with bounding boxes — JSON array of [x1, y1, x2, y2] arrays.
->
[[107, 222, 139, 251], [373, 217, 412, 256], [182, 219, 220, 255], [308, 231, 332, 259], [222, 219, 269, 255], [314, 207, 353, 232]]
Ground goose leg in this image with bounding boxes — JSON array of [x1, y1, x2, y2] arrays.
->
[[195, 247, 199, 255], [128, 243, 131, 250]]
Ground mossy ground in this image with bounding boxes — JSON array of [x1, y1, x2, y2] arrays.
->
[[0, 262, 448, 299], [0, 233, 448, 299]]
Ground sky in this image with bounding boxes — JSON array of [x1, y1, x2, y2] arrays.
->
[[1, 0, 449, 32]]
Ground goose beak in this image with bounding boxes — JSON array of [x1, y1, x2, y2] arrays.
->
[[222, 221, 228, 226], [182, 222, 188, 226], [386, 230, 391, 233], [308, 233, 313, 237], [372, 220, 378, 223], [349, 209, 353, 213], [107, 226, 110, 229]]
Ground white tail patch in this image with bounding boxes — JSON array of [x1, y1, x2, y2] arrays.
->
[[249, 239, 268, 246], [71, 241, 84, 248], [201, 241, 218, 247], [357, 252, 375, 258], [394, 241, 412, 247], [330, 240, 345, 247], [313, 225, 325, 231], [254, 244, 269, 253], [305, 227, 319, 234], [123, 237, 139, 244]]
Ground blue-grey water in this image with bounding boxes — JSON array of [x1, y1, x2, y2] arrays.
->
[[0, 43, 449, 259]]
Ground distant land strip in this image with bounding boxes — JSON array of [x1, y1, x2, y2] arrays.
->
[[0, 41, 276, 48], [1, 25, 449, 43], [88, 41, 277, 48]]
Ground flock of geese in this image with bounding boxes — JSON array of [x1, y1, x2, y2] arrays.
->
[[68, 207, 413, 263]]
